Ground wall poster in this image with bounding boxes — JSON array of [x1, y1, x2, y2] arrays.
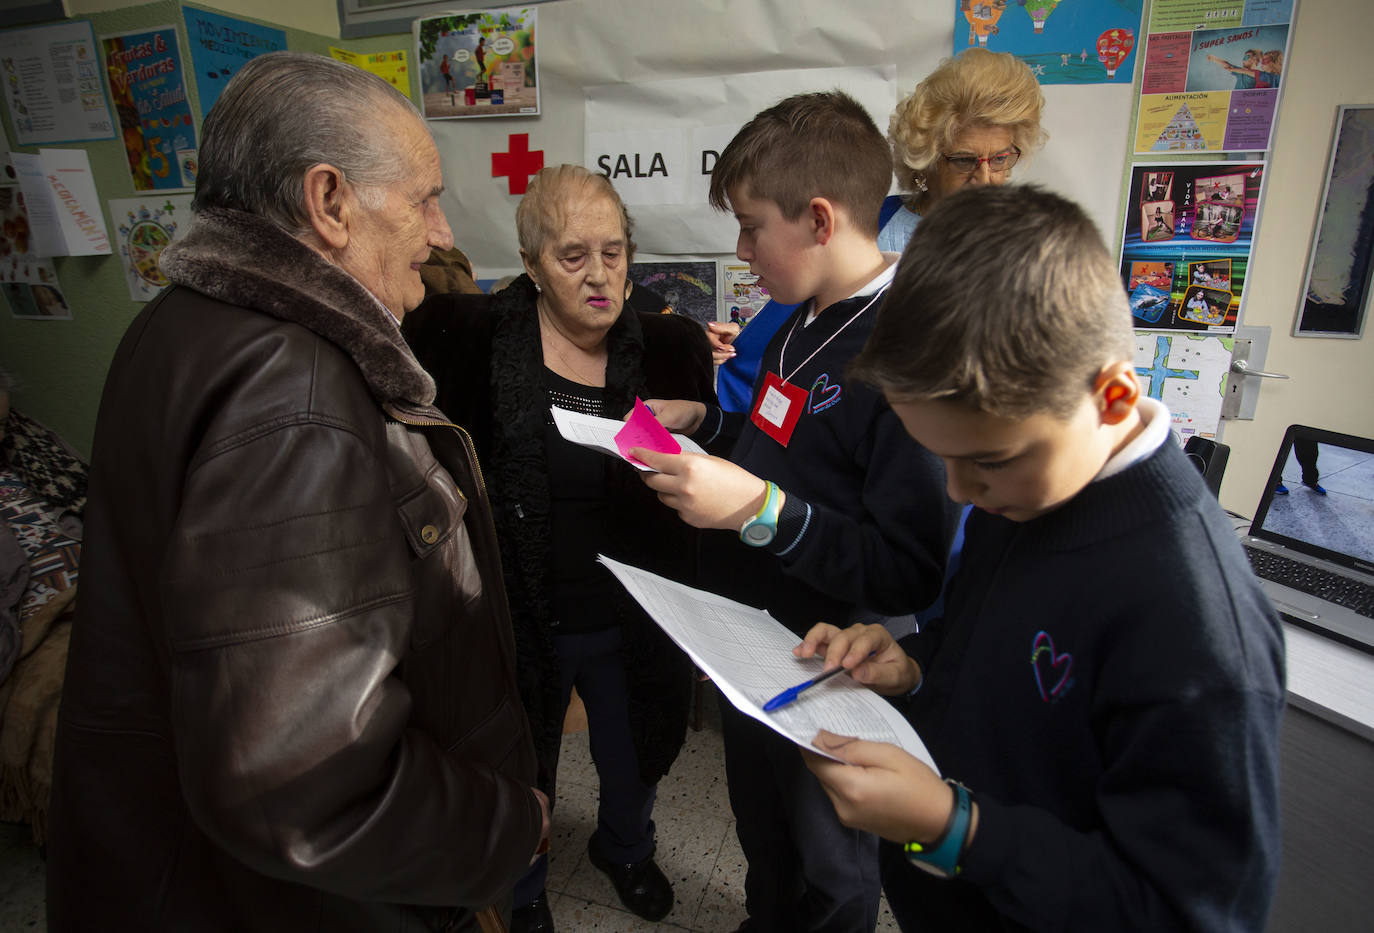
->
[[1134, 0, 1293, 154], [1119, 161, 1265, 333], [416, 8, 539, 119], [953, 0, 1144, 86], [100, 25, 197, 191], [0, 20, 115, 145]]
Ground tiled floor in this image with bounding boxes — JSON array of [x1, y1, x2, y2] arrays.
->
[[0, 688, 901, 931]]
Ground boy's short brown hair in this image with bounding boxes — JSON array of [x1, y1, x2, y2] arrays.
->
[[708, 90, 892, 237], [852, 185, 1133, 420]]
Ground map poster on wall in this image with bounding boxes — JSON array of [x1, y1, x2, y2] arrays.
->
[[953, 0, 1144, 86], [182, 8, 287, 118], [628, 261, 717, 329], [1119, 161, 1265, 333], [0, 20, 116, 146], [1134, 332, 1234, 441], [108, 195, 193, 301], [101, 26, 197, 192], [1134, 0, 1293, 153], [416, 9, 539, 119]]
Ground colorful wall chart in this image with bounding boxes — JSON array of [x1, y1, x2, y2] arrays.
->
[[1119, 161, 1264, 333], [953, 0, 1143, 85], [1134, 0, 1293, 153], [182, 8, 286, 117], [0, 21, 115, 146], [108, 195, 192, 301], [1133, 332, 1234, 440], [101, 26, 196, 191]]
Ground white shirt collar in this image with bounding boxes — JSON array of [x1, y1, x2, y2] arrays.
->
[[1095, 396, 1171, 481], [805, 253, 900, 325]]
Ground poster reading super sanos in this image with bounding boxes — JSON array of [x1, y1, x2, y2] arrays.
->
[[1134, 0, 1293, 154], [416, 8, 538, 119]]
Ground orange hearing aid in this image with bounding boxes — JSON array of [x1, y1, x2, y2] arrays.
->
[[1104, 384, 1129, 406]]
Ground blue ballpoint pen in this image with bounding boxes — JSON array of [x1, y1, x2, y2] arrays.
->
[[762, 666, 848, 712]]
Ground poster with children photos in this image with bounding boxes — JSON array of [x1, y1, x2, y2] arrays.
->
[[109, 195, 192, 301], [1119, 161, 1264, 333], [1134, 331, 1234, 441], [0, 184, 66, 320]]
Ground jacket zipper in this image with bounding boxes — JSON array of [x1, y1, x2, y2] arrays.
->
[[388, 408, 488, 499]]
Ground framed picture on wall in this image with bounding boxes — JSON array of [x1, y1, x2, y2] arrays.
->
[[1295, 105, 1374, 338], [339, 0, 556, 39]]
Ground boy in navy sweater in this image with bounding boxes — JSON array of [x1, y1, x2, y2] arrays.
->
[[798, 185, 1285, 932], [634, 92, 953, 931]]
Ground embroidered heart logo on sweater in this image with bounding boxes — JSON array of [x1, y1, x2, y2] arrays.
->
[[809, 373, 842, 413], [1030, 630, 1073, 702]]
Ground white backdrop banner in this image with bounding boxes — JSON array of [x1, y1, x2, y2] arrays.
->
[[584, 66, 898, 254]]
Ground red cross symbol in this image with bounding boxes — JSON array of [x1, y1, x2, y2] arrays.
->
[[491, 133, 544, 195]]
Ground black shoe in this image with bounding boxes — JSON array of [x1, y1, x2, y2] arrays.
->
[[586, 839, 674, 921], [510, 891, 554, 933]]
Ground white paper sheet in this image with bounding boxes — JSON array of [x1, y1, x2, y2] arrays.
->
[[550, 405, 705, 472], [599, 555, 937, 771]]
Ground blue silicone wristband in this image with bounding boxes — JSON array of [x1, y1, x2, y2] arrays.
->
[[903, 780, 972, 878]]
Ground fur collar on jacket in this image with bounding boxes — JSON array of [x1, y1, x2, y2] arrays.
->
[[159, 207, 436, 406]]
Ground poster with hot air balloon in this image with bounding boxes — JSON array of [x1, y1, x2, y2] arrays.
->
[[1134, 0, 1295, 153], [416, 9, 540, 119], [952, 0, 1143, 85]]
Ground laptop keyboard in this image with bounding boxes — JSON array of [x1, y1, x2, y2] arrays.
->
[[1245, 546, 1374, 618]]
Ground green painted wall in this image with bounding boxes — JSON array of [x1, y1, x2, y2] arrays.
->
[[0, 1, 408, 457]]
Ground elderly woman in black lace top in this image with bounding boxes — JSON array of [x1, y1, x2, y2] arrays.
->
[[402, 164, 713, 932]]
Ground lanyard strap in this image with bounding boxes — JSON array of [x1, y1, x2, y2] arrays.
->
[[778, 284, 890, 385]]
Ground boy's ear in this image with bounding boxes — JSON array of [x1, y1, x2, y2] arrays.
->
[[808, 197, 836, 245], [1093, 361, 1141, 426], [303, 162, 349, 251]]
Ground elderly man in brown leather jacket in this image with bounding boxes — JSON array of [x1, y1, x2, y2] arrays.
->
[[46, 51, 549, 932]]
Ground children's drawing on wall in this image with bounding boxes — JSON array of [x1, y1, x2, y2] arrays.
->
[[1120, 161, 1263, 332], [416, 9, 539, 119], [1133, 332, 1233, 440], [109, 195, 193, 301], [720, 263, 773, 325], [628, 261, 716, 329]]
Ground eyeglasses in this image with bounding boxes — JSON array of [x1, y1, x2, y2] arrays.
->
[[942, 147, 1021, 176]]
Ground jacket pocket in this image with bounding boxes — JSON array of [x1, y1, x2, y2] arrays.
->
[[396, 477, 465, 559]]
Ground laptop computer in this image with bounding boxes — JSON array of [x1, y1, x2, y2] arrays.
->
[[1242, 424, 1374, 655]]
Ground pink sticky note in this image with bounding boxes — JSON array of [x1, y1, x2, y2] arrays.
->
[[615, 398, 681, 466]]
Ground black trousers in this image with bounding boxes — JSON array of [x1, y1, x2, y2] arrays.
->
[[719, 688, 880, 932], [515, 626, 657, 905]]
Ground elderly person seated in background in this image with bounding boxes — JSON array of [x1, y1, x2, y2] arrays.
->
[[712, 47, 1044, 409], [46, 51, 547, 932], [403, 165, 714, 933]]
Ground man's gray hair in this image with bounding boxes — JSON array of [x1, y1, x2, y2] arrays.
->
[[193, 51, 422, 233]]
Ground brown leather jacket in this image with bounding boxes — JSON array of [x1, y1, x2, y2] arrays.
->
[[46, 208, 540, 932]]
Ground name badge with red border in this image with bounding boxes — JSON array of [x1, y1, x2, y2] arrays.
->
[[750, 370, 807, 447]]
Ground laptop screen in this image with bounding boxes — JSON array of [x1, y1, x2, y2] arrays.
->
[[1249, 424, 1374, 576]]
